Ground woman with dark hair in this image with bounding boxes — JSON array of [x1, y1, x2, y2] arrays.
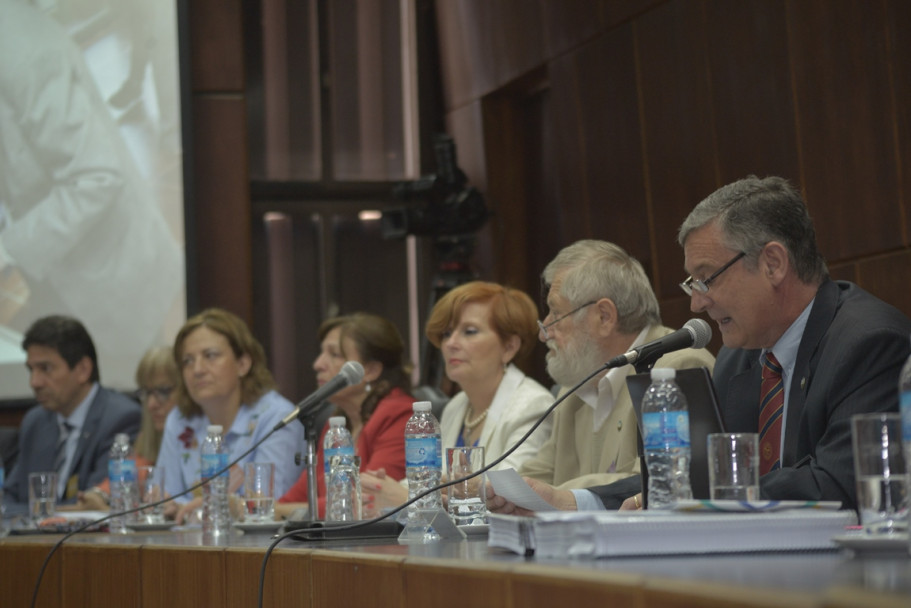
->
[[361, 281, 554, 510], [156, 308, 304, 521], [274, 312, 414, 519]]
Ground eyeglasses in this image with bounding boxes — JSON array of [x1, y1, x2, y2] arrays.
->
[[537, 301, 597, 340], [679, 251, 746, 296], [137, 386, 175, 403]]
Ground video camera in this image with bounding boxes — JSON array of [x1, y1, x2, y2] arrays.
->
[[381, 134, 488, 239]]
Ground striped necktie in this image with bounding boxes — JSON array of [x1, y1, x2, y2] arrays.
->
[[54, 420, 74, 482], [759, 352, 784, 475]]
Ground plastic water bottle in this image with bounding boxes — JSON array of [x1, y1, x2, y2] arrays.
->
[[200, 424, 230, 537], [400, 401, 442, 542], [898, 337, 911, 464], [641, 368, 692, 508], [108, 433, 139, 533], [326, 454, 361, 522], [323, 416, 355, 477]]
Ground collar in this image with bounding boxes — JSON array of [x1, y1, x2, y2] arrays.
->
[[580, 326, 652, 431], [58, 382, 99, 432], [762, 298, 814, 381]]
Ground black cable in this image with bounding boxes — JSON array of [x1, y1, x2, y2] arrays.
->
[[29, 428, 276, 608], [256, 360, 611, 608]]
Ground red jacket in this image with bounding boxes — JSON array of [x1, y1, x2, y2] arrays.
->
[[278, 388, 413, 517]]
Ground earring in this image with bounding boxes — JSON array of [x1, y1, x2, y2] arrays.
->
[[365, 382, 372, 393]]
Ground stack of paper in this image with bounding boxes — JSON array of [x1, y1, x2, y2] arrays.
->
[[489, 507, 857, 559]]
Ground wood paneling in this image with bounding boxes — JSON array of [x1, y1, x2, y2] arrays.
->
[[63, 544, 141, 607], [401, 558, 511, 608], [191, 96, 252, 317], [787, 0, 902, 262], [0, 541, 61, 608], [225, 548, 312, 608], [141, 544, 226, 607], [311, 551, 405, 608], [636, 0, 719, 297], [705, 0, 801, 185], [189, 0, 245, 92]]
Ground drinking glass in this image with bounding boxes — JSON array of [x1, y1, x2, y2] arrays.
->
[[446, 446, 487, 525], [28, 471, 57, 524], [851, 413, 909, 534], [243, 462, 275, 523], [138, 465, 166, 524], [707, 433, 759, 501]]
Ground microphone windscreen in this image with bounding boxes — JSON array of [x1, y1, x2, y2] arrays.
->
[[684, 318, 712, 349], [340, 360, 365, 385]]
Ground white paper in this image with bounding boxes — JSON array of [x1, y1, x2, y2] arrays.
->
[[487, 468, 558, 512]]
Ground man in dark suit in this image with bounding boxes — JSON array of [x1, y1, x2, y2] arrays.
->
[[488, 176, 911, 514], [3, 315, 141, 506]]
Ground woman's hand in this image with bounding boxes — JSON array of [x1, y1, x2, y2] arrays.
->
[[175, 496, 203, 524], [361, 468, 408, 512]]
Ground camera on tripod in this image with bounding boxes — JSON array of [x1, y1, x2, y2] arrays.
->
[[381, 133, 488, 239]]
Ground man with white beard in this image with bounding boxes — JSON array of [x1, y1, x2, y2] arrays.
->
[[491, 240, 715, 512]]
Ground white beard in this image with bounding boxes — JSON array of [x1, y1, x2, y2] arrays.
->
[[545, 332, 604, 388]]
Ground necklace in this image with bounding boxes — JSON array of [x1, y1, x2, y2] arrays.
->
[[463, 406, 488, 430]]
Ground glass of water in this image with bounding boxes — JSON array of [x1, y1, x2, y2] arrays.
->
[[446, 446, 487, 526], [243, 462, 275, 523], [851, 413, 909, 535], [28, 471, 57, 525]]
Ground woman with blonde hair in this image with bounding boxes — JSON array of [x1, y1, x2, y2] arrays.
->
[[69, 346, 180, 510]]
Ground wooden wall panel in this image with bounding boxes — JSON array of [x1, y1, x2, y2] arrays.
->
[[311, 552, 405, 608], [856, 251, 911, 317], [705, 0, 801, 185], [141, 544, 227, 607], [635, 0, 719, 297], [0, 541, 61, 608], [401, 559, 511, 608], [787, 0, 902, 262], [540, 0, 607, 58], [62, 545, 141, 607], [192, 96, 253, 317], [887, 0, 911, 246], [225, 548, 312, 608], [190, 0, 245, 92]]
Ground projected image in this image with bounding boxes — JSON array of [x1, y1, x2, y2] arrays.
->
[[0, 0, 185, 396]]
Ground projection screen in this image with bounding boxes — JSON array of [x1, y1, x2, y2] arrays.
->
[[0, 0, 186, 397]]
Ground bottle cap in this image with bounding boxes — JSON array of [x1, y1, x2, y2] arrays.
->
[[207, 424, 223, 434], [114, 433, 130, 443], [412, 401, 431, 412], [649, 368, 676, 381], [329, 416, 346, 427]]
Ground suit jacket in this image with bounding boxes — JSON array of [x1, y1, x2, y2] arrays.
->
[[591, 280, 911, 510], [715, 280, 911, 510], [440, 364, 554, 473], [278, 388, 413, 518], [518, 325, 716, 490], [4, 385, 141, 504]]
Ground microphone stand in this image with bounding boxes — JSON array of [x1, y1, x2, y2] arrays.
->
[[298, 401, 332, 522], [633, 357, 656, 509]]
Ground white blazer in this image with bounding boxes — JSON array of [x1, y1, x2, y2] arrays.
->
[[439, 364, 555, 473]]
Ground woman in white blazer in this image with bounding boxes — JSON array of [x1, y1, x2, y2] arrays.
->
[[361, 281, 554, 511]]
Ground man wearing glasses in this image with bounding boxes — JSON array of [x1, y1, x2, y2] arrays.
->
[[511, 240, 715, 497], [489, 176, 911, 515]]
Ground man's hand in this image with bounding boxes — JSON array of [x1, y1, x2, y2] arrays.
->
[[485, 476, 577, 516]]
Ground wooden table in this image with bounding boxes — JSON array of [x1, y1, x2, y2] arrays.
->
[[2, 527, 910, 608]]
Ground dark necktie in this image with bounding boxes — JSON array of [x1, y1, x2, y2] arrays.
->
[[759, 352, 784, 475], [54, 421, 74, 483]]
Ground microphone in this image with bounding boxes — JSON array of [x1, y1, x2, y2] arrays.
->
[[275, 360, 365, 429], [606, 318, 712, 369]]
